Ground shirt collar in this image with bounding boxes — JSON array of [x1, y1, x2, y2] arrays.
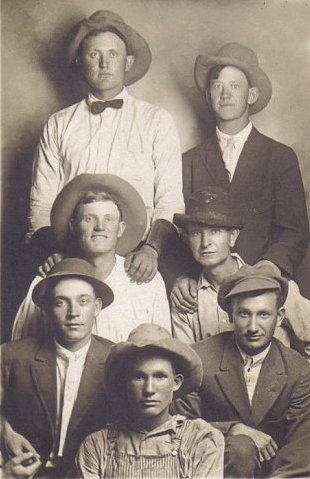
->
[[216, 121, 252, 143], [123, 414, 185, 438], [87, 87, 128, 104], [237, 342, 271, 368], [54, 338, 91, 362], [197, 253, 245, 291]]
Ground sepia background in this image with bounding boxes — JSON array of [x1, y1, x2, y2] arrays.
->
[[2, 0, 310, 341]]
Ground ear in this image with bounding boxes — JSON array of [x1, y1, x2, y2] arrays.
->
[[173, 373, 184, 393], [229, 228, 240, 248], [94, 297, 102, 316], [248, 87, 259, 106], [276, 306, 285, 327], [117, 220, 126, 239], [125, 55, 134, 72]]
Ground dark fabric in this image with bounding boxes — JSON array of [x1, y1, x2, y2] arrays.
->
[[182, 128, 309, 276], [1, 335, 115, 476], [224, 434, 260, 478], [174, 333, 310, 477], [89, 99, 123, 114]]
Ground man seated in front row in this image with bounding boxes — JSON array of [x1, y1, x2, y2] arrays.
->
[[76, 323, 224, 478], [172, 187, 310, 357], [1, 258, 115, 478], [173, 264, 310, 477], [12, 174, 171, 342]]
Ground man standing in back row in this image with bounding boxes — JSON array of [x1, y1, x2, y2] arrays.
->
[[183, 42, 309, 277], [28, 10, 184, 286]]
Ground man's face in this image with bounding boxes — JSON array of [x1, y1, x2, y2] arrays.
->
[[232, 291, 284, 356], [70, 200, 126, 258], [209, 66, 257, 123], [80, 31, 134, 99], [46, 278, 102, 351], [187, 223, 239, 269], [126, 354, 183, 428]]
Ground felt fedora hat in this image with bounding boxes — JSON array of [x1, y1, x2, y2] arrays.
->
[[105, 323, 203, 399], [218, 263, 288, 313], [174, 187, 244, 230], [194, 42, 272, 114], [67, 10, 152, 85], [51, 174, 147, 256], [32, 258, 114, 309]]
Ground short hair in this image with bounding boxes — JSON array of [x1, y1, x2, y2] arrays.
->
[[77, 28, 131, 60], [71, 191, 123, 221], [206, 64, 252, 92], [227, 288, 284, 322]]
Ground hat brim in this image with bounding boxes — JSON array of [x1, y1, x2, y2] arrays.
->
[[105, 339, 202, 400], [32, 271, 114, 309], [51, 174, 147, 256], [67, 15, 152, 85], [194, 53, 272, 114], [174, 213, 243, 230]]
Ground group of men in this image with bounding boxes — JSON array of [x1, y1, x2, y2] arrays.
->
[[2, 9, 310, 479]]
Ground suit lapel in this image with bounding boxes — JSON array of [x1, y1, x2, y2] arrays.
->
[[66, 338, 106, 438], [215, 339, 252, 424], [202, 136, 230, 189], [251, 342, 288, 426], [31, 341, 57, 437]]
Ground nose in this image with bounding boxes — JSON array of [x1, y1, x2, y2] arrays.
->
[[94, 217, 106, 231], [67, 301, 80, 319], [220, 84, 231, 99], [143, 377, 155, 396], [99, 53, 109, 69], [200, 231, 212, 247], [248, 315, 259, 333]]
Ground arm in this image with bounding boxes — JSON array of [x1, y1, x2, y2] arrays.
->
[[262, 147, 309, 276], [149, 272, 172, 334], [171, 307, 196, 344], [170, 276, 198, 314], [27, 116, 62, 242], [76, 432, 107, 479], [190, 421, 225, 478]]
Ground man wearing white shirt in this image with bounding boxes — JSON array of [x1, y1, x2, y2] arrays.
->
[[13, 174, 171, 342], [1, 258, 115, 477], [173, 263, 310, 477], [28, 10, 184, 285]]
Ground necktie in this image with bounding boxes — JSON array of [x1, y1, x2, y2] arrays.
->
[[89, 99, 123, 114], [222, 136, 235, 180]]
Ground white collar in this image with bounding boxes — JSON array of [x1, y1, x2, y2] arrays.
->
[[216, 121, 252, 143], [236, 342, 271, 368], [88, 87, 128, 104], [54, 338, 91, 362]]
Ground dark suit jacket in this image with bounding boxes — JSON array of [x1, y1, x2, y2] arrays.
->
[[182, 128, 309, 276], [174, 333, 310, 477], [1, 335, 114, 476]]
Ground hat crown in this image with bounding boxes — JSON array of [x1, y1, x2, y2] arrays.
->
[[47, 257, 95, 277], [86, 10, 125, 26], [127, 324, 172, 347], [216, 42, 259, 68]]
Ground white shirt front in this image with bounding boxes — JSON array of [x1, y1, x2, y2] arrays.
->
[[216, 122, 252, 180], [237, 343, 271, 405], [28, 88, 184, 240]]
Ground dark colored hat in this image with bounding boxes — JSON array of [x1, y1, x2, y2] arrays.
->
[[32, 258, 114, 309], [174, 187, 244, 230], [51, 174, 147, 256], [105, 323, 203, 398], [194, 42, 272, 114], [67, 10, 152, 85], [218, 263, 288, 312]]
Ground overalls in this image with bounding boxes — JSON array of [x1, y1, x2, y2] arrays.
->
[[103, 420, 192, 478]]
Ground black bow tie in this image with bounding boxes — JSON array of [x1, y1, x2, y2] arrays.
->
[[89, 99, 124, 114]]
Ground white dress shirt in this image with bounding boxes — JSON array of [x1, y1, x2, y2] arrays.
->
[[216, 122, 253, 180], [46, 339, 91, 466], [27, 88, 184, 240], [237, 343, 271, 405]]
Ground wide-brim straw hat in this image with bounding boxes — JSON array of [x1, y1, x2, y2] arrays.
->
[[105, 323, 203, 400], [51, 174, 147, 256], [67, 10, 152, 85], [194, 42, 272, 114], [32, 258, 114, 309], [218, 263, 288, 313]]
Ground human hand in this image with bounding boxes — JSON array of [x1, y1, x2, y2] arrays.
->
[[124, 245, 158, 284], [2, 426, 38, 458], [38, 253, 64, 277], [170, 277, 198, 314], [230, 423, 278, 463], [2, 452, 41, 478]]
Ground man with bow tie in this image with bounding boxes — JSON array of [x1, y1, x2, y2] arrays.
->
[[27, 10, 184, 286], [173, 264, 310, 477]]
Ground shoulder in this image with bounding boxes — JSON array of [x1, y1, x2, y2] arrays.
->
[[251, 128, 298, 163], [183, 141, 208, 162], [180, 416, 224, 448], [273, 338, 310, 372], [192, 331, 232, 358], [1, 337, 45, 360], [46, 100, 85, 126], [127, 94, 176, 125], [90, 335, 114, 355]]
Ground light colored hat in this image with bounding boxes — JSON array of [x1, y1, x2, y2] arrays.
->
[[174, 187, 244, 230], [67, 10, 152, 85], [32, 258, 114, 309], [218, 263, 288, 312], [105, 323, 203, 399], [51, 174, 147, 256], [194, 42, 272, 114]]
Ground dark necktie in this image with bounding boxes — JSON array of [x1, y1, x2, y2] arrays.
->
[[89, 99, 123, 115]]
